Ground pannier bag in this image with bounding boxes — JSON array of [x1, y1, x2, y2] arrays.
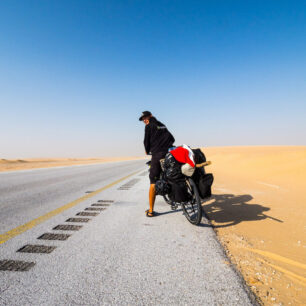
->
[[162, 152, 188, 202], [192, 167, 206, 191], [198, 173, 214, 199], [155, 179, 171, 196], [168, 180, 190, 203]]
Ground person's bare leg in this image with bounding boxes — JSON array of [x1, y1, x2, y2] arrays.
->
[[149, 184, 156, 213]]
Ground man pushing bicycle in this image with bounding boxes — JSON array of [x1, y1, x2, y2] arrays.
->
[[139, 111, 175, 217]]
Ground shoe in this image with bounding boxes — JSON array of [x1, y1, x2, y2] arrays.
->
[[145, 209, 155, 217]]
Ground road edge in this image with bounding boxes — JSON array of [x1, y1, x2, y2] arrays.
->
[[202, 209, 262, 306]]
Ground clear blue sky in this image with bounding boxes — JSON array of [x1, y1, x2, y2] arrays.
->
[[0, 0, 305, 158]]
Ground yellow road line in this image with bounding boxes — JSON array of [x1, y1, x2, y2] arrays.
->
[[0, 170, 140, 245]]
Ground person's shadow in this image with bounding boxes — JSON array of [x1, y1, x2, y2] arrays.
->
[[202, 194, 283, 228]]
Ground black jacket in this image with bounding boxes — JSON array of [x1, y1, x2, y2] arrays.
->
[[144, 117, 175, 154]]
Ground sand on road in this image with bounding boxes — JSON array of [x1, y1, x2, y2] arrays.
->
[[202, 146, 306, 305]]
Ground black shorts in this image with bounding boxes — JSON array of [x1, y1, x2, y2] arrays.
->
[[149, 152, 167, 184]]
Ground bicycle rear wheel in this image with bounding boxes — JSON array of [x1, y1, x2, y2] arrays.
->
[[181, 178, 202, 225]]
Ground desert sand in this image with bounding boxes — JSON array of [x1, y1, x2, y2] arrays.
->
[[0, 157, 146, 172], [201, 146, 306, 305]]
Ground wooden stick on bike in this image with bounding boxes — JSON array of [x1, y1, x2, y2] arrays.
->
[[195, 161, 212, 168]]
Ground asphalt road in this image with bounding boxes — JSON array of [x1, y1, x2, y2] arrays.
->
[[0, 160, 254, 305]]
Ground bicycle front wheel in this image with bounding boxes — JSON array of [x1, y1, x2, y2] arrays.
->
[[181, 178, 202, 225]]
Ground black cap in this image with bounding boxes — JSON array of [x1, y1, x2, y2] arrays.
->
[[139, 111, 152, 121]]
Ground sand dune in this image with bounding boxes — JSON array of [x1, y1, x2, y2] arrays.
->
[[0, 157, 146, 172], [201, 146, 306, 305]]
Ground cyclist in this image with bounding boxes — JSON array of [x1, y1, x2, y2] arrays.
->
[[139, 111, 175, 217]]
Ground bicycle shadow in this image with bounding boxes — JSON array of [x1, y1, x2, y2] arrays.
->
[[154, 198, 184, 216], [155, 201, 213, 227], [154, 208, 183, 216], [155, 206, 213, 227], [202, 194, 283, 228]]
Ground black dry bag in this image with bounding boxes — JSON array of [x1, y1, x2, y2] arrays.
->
[[155, 179, 171, 196], [169, 180, 190, 203], [198, 173, 214, 199], [192, 148, 206, 164]]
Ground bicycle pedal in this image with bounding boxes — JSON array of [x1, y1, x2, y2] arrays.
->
[[171, 204, 178, 210]]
